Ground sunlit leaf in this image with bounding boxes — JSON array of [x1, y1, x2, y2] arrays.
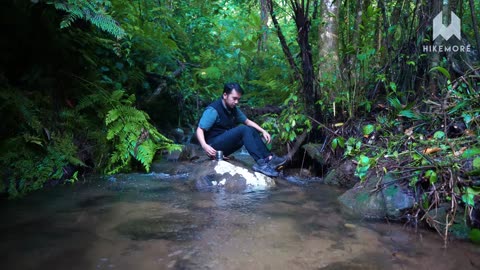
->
[[463, 113, 473, 128], [362, 124, 374, 136], [462, 148, 480, 158], [337, 137, 345, 148], [425, 170, 438, 185], [389, 81, 397, 92], [433, 131, 445, 139], [474, 157, 480, 169], [387, 97, 403, 111], [461, 187, 480, 206], [358, 155, 370, 166], [398, 110, 422, 120], [429, 66, 451, 80], [332, 138, 338, 150]]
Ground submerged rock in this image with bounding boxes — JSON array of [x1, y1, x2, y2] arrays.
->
[[115, 212, 208, 241], [425, 204, 470, 240], [338, 173, 416, 220], [190, 160, 276, 193]]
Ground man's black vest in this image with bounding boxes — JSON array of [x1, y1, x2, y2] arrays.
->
[[205, 98, 238, 142]]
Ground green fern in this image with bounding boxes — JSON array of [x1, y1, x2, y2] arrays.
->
[[49, 0, 127, 40], [1, 132, 85, 198], [0, 85, 91, 198], [101, 90, 180, 174]]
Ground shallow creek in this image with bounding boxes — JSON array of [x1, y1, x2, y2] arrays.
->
[[1, 171, 479, 270]]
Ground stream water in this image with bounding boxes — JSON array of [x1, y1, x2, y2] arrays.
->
[[1, 170, 480, 270]]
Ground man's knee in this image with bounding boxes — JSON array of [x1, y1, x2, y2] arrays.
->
[[236, 125, 252, 133], [241, 126, 257, 136]]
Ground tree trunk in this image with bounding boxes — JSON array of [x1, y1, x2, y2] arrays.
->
[[258, 0, 269, 52], [429, 0, 443, 97], [317, 0, 340, 114], [267, 0, 301, 81], [290, 0, 315, 115], [469, 0, 480, 53], [378, 0, 390, 66]]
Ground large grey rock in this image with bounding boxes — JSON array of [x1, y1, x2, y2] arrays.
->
[[190, 160, 276, 193], [425, 204, 470, 240], [164, 144, 203, 162], [323, 160, 357, 188], [302, 143, 326, 166], [338, 173, 416, 220]]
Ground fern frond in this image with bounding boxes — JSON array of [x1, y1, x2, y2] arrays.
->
[[103, 92, 178, 173], [134, 140, 159, 172], [388, 96, 403, 111], [105, 108, 121, 125], [106, 121, 124, 140], [111, 89, 126, 102], [49, 0, 127, 39], [90, 14, 127, 39]]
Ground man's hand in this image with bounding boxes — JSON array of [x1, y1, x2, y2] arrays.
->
[[245, 119, 272, 144], [202, 144, 217, 158], [262, 131, 271, 144], [196, 127, 217, 158]]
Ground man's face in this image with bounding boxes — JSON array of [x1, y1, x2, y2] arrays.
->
[[223, 89, 241, 109]]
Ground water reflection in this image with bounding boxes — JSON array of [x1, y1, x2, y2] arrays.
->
[[0, 173, 479, 270]]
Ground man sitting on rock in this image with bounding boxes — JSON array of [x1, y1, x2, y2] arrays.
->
[[196, 82, 287, 177]]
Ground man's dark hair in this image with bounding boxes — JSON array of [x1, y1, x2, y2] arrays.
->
[[223, 82, 243, 95]]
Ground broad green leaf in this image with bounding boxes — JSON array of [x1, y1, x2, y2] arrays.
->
[[474, 157, 480, 169], [463, 113, 473, 128], [429, 66, 451, 80], [388, 97, 403, 110], [358, 155, 370, 166], [355, 141, 362, 149], [362, 124, 375, 136], [332, 137, 345, 150], [462, 148, 480, 158], [332, 138, 338, 150], [461, 187, 480, 206], [425, 170, 438, 185], [398, 110, 422, 120], [462, 193, 475, 206], [469, 229, 480, 244], [433, 131, 445, 139], [337, 137, 345, 148], [389, 81, 397, 92]]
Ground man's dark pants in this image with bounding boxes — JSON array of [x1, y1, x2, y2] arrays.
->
[[208, 126, 270, 161]]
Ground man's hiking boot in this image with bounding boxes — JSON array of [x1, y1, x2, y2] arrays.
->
[[252, 159, 279, 177], [268, 155, 287, 170]]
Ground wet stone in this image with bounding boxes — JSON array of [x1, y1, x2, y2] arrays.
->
[[77, 194, 116, 208], [189, 160, 275, 193], [115, 213, 209, 241]]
